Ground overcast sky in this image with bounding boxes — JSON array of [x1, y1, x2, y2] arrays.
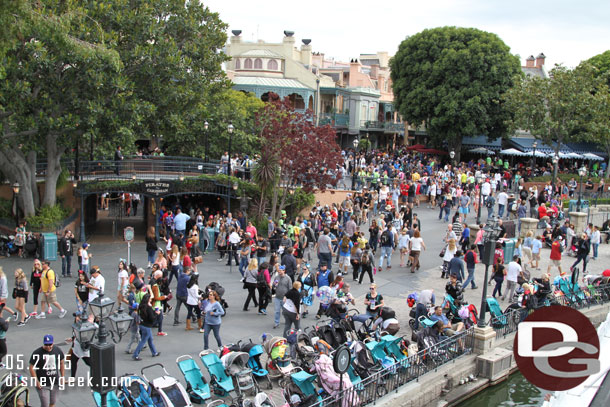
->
[[203, 0, 610, 68]]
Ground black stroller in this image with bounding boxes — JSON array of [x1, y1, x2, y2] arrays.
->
[[205, 282, 229, 310], [23, 234, 39, 259]]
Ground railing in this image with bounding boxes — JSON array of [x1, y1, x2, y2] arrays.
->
[[361, 120, 384, 130], [490, 283, 610, 339], [309, 328, 475, 407], [384, 122, 404, 132], [319, 113, 350, 127]]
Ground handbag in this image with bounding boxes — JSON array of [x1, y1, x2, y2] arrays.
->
[[194, 256, 203, 264], [439, 246, 447, 258], [12, 288, 17, 299]]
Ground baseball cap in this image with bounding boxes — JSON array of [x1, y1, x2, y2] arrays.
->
[[43, 334, 54, 345], [82, 243, 89, 249], [279, 265, 286, 270], [91, 266, 101, 274]]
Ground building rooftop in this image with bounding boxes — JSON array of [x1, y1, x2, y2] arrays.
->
[[232, 76, 311, 89]]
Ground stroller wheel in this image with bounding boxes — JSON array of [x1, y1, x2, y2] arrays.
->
[[408, 319, 416, 330]]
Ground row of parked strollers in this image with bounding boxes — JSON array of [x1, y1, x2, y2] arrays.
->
[[85, 306, 434, 407]]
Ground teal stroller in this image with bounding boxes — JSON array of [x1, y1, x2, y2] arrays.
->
[[199, 350, 235, 397], [176, 355, 211, 404]]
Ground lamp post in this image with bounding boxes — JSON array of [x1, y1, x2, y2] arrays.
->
[[531, 141, 538, 169], [450, 150, 456, 170], [72, 293, 132, 407], [227, 123, 234, 177], [577, 166, 587, 212], [351, 139, 359, 190], [204, 121, 210, 163], [11, 183, 19, 227], [477, 217, 502, 328], [228, 182, 238, 216], [476, 175, 483, 225]]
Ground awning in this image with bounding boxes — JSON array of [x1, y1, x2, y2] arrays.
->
[[469, 147, 495, 155], [461, 135, 502, 151], [507, 137, 570, 154], [417, 148, 448, 155], [500, 148, 526, 156], [406, 144, 426, 150], [582, 153, 604, 161]]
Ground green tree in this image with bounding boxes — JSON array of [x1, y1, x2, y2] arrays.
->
[[586, 80, 610, 177], [0, 0, 120, 216], [390, 27, 521, 159], [586, 50, 610, 87], [506, 64, 598, 182]]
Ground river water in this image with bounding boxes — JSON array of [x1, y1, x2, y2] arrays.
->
[[457, 371, 546, 407]]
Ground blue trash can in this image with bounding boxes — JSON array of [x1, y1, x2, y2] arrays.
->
[[569, 199, 589, 213], [42, 233, 58, 261], [502, 238, 517, 264]]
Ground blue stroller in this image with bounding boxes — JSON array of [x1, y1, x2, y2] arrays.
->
[[240, 341, 273, 390], [118, 374, 155, 407], [93, 391, 122, 407], [176, 355, 211, 404]]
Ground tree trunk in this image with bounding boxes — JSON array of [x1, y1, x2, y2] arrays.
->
[[0, 147, 37, 217], [270, 168, 282, 220], [42, 133, 64, 207], [27, 151, 40, 209]]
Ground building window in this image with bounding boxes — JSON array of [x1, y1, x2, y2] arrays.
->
[[235, 59, 241, 69], [267, 59, 278, 70], [254, 58, 263, 69], [244, 58, 253, 69]]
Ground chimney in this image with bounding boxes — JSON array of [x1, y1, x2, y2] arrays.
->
[[282, 30, 295, 55], [370, 63, 379, 79], [300, 39, 312, 66], [535, 53, 546, 68], [525, 55, 535, 68], [230, 29, 242, 44], [349, 59, 361, 87]]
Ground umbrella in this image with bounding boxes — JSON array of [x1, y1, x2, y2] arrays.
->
[[469, 147, 495, 155], [406, 144, 425, 150], [499, 148, 526, 156], [582, 153, 604, 161]]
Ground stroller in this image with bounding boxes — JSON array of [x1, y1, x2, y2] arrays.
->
[[199, 350, 235, 397], [263, 336, 300, 387], [205, 282, 229, 310], [141, 364, 193, 407], [239, 341, 273, 390], [289, 371, 322, 404], [93, 391, 122, 407], [314, 354, 358, 407], [0, 373, 30, 407], [253, 392, 276, 407], [486, 297, 509, 327], [221, 351, 258, 396], [118, 374, 155, 407], [349, 341, 387, 397], [176, 355, 211, 404], [0, 236, 17, 257], [23, 234, 38, 259], [380, 335, 410, 368]]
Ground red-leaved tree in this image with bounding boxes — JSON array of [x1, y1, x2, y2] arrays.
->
[[254, 96, 342, 219]]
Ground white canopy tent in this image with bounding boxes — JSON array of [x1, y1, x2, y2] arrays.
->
[[469, 147, 495, 155], [582, 153, 604, 161], [499, 148, 526, 156]]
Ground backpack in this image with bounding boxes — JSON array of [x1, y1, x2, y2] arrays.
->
[[380, 230, 391, 246], [256, 270, 267, 289], [361, 250, 370, 265], [485, 196, 495, 208]]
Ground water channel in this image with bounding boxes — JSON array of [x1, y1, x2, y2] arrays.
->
[[457, 371, 546, 407]]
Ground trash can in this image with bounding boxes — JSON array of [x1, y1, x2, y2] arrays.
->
[[502, 237, 517, 264], [42, 233, 58, 261], [569, 199, 589, 213]]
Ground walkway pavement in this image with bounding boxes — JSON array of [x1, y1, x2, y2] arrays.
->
[[1, 204, 607, 406]]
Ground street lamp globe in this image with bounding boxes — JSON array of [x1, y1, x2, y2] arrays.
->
[[353, 139, 359, 149], [204, 121, 209, 130], [578, 166, 587, 178], [108, 308, 134, 338], [72, 320, 98, 347], [72, 180, 78, 188], [12, 183, 20, 194], [552, 155, 558, 165], [532, 141, 538, 149], [450, 150, 455, 159], [88, 293, 115, 320], [227, 123, 234, 134]]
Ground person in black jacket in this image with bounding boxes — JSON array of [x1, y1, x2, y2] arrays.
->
[[281, 247, 297, 281], [282, 282, 301, 338], [132, 293, 160, 361], [571, 233, 591, 273], [59, 230, 76, 277], [145, 226, 158, 269]]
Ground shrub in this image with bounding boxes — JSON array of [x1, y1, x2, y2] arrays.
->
[[26, 204, 71, 230]]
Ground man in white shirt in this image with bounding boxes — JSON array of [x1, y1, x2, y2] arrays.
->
[[502, 255, 522, 302], [497, 190, 509, 219], [87, 266, 106, 304], [481, 180, 491, 198]]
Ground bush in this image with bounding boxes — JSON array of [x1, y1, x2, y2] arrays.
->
[[530, 174, 603, 183], [26, 204, 71, 230], [0, 199, 12, 219]]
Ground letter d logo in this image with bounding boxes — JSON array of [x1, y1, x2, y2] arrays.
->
[[518, 321, 577, 357]]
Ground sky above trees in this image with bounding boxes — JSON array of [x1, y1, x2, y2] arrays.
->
[[204, 0, 610, 68]]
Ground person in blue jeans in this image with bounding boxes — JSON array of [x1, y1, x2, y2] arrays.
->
[[352, 284, 384, 324], [463, 245, 478, 289], [378, 225, 394, 272], [203, 290, 225, 350], [132, 293, 160, 360]]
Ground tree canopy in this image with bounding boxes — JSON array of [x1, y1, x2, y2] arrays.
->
[[586, 50, 610, 87], [390, 26, 521, 157]]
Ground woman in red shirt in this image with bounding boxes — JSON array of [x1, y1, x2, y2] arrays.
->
[[547, 237, 563, 276]]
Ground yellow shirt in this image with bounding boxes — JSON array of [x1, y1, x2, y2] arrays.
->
[[41, 269, 56, 293], [412, 173, 421, 182]]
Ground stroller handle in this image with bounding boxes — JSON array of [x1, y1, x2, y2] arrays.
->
[[176, 354, 194, 363], [140, 363, 169, 380]]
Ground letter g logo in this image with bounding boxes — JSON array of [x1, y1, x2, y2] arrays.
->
[[514, 305, 600, 391]]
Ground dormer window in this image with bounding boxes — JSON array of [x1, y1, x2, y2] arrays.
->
[[267, 59, 278, 70], [235, 59, 241, 69], [254, 58, 263, 69], [244, 58, 253, 69]]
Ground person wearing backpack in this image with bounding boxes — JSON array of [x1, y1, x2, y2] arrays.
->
[[485, 194, 496, 219], [315, 263, 334, 319], [256, 263, 271, 315], [358, 244, 375, 284], [378, 225, 394, 272], [338, 236, 353, 277], [35, 261, 67, 320]]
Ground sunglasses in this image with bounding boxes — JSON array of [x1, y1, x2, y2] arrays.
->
[[369, 287, 375, 290]]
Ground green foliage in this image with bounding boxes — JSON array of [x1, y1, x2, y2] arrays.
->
[[506, 64, 598, 154], [284, 188, 315, 217], [390, 27, 521, 156], [25, 204, 71, 230], [530, 174, 602, 183], [56, 168, 70, 189], [586, 50, 610, 87], [0, 199, 12, 219]]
